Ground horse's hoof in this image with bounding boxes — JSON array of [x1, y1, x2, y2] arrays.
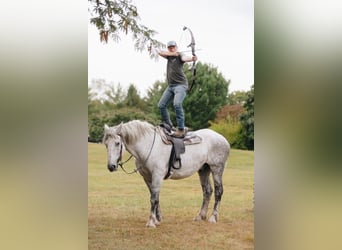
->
[[208, 215, 217, 223], [146, 221, 156, 228], [193, 215, 205, 221]]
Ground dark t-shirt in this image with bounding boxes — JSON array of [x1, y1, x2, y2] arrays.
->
[[166, 53, 188, 86]]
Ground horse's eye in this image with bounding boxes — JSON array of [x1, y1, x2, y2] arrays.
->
[[115, 142, 120, 146]]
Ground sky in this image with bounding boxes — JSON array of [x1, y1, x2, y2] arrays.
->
[[88, 0, 254, 96]]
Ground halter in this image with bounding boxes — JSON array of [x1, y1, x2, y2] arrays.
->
[[118, 127, 157, 174]]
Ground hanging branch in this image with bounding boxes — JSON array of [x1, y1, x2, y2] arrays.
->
[[88, 0, 164, 59]]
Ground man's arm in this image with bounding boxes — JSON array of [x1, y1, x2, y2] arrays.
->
[[156, 49, 198, 62], [181, 54, 198, 63], [158, 50, 179, 59]]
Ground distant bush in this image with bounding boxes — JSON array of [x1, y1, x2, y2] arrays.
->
[[209, 119, 246, 149]]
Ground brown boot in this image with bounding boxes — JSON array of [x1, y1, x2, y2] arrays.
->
[[172, 128, 187, 138]]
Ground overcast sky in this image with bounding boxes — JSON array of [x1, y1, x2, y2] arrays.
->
[[88, 0, 254, 96]]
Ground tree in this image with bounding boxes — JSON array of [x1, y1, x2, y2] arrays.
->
[[239, 85, 254, 150], [184, 63, 230, 129], [124, 84, 144, 108], [88, 86, 104, 117], [104, 82, 125, 105], [88, 0, 163, 58], [144, 80, 167, 118]]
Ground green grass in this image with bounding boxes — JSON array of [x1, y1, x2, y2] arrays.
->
[[88, 143, 254, 249]]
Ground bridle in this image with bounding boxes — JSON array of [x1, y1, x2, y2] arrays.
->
[[117, 143, 134, 173], [118, 127, 157, 174]]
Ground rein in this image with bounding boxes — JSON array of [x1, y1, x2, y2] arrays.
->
[[118, 127, 157, 174]]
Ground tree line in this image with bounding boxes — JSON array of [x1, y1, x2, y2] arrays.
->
[[88, 62, 254, 150]]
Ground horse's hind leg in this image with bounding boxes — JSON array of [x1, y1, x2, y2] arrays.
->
[[194, 164, 213, 221], [208, 167, 224, 223]]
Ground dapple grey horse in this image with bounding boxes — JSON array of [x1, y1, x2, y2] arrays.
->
[[103, 120, 230, 228]]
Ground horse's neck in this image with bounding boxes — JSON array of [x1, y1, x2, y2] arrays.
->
[[124, 134, 154, 161]]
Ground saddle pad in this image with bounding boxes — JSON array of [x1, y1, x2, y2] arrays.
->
[[183, 132, 202, 145]]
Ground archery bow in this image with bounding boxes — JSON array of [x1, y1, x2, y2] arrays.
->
[[183, 26, 196, 92]]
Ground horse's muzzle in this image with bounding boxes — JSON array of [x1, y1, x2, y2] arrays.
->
[[108, 164, 118, 172]]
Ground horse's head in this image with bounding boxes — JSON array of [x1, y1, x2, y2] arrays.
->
[[103, 123, 124, 172]]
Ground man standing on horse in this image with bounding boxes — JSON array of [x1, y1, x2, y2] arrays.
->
[[157, 40, 198, 138]]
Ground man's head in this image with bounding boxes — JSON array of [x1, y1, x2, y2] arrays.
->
[[167, 40, 177, 51]]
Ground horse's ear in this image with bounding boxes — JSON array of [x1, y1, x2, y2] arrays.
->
[[104, 124, 109, 130], [116, 122, 123, 135]]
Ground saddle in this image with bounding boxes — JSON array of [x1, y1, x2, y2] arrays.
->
[[158, 123, 202, 179]]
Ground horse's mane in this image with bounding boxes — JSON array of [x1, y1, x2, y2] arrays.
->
[[120, 120, 155, 144]]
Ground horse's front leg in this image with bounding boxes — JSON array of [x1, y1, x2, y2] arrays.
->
[[146, 176, 163, 228], [144, 177, 162, 227], [146, 191, 160, 228]]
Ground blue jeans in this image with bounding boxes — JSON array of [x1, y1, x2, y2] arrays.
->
[[158, 84, 187, 129]]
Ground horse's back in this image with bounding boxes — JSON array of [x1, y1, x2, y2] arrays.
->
[[195, 128, 230, 159], [195, 129, 229, 147]]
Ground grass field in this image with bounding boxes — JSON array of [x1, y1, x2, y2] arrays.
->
[[88, 142, 254, 249]]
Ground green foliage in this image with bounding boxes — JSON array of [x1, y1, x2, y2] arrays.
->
[[209, 120, 245, 149], [88, 107, 158, 142], [145, 80, 167, 117], [124, 84, 148, 111], [104, 82, 125, 105], [209, 86, 254, 150], [184, 63, 229, 129], [238, 85, 254, 150], [227, 90, 248, 105]]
